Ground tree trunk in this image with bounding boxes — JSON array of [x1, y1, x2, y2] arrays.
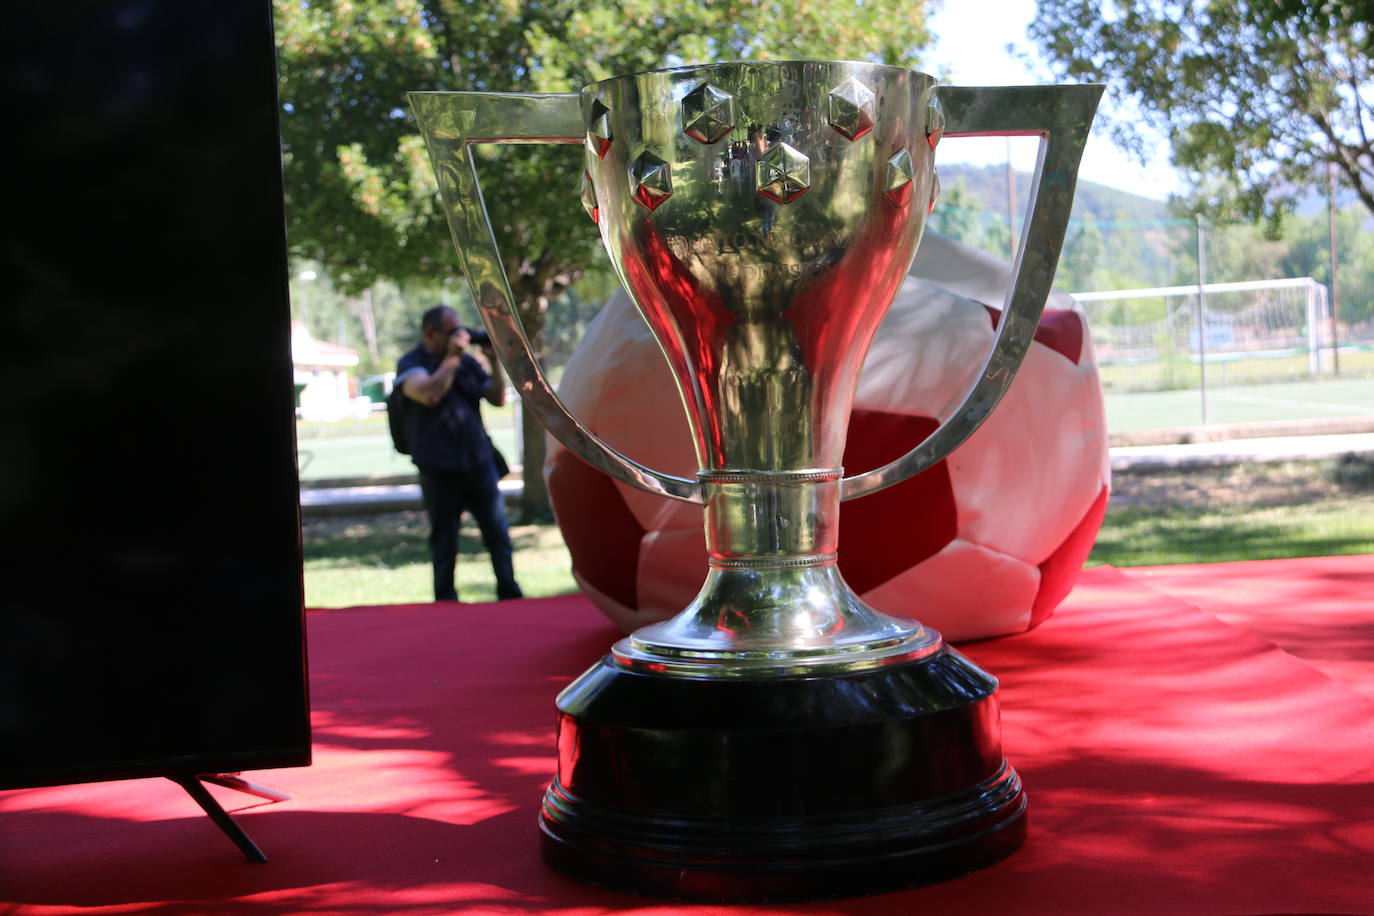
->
[[356, 287, 380, 363], [512, 291, 552, 523], [506, 250, 581, 522], [518, 402, 551, 522]]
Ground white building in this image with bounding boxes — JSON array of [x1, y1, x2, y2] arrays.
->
[[291, 322, 369, 421]]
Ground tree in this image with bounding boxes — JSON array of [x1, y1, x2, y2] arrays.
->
[[926, 176, 1012, 260], [1276, 206, 1374, 326], [1057, 216, 1105, 292], [1258, 2, 1374, 52], [274, 0, 934, 519], [1028, 2, 1374, 232]]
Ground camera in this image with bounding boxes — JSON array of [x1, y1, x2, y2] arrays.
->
[[455, 325, 491, 346]]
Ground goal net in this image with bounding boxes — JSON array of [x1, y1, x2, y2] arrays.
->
[[1071, 277, 1332, 390]]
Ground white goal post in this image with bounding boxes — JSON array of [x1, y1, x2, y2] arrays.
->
[[1070, 277, 1331, 377]]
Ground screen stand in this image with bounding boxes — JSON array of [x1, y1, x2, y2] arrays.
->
[[168, 773, 291, 863]]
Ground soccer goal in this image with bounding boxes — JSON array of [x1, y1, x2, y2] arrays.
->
[[1071, 277, 1332, 390]]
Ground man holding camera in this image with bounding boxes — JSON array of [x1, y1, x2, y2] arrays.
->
[[396, 305, 522, 602]]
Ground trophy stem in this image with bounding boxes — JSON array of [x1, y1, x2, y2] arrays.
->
[[613, 468, 939, 679]]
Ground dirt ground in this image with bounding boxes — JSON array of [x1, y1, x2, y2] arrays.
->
[[1109, 458, 1372, 510]]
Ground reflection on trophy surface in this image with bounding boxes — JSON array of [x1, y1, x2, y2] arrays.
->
[[412, 59, 1100, 902]]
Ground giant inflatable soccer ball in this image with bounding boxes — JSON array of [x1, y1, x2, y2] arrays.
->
[[546, 233, 1110, 642]]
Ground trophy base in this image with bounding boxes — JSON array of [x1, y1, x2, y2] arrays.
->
[[538, 646, 1027, 902]]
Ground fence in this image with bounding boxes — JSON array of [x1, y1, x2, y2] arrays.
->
[[928, 199, 1374, 429], [1074, 277, 1331, 380]]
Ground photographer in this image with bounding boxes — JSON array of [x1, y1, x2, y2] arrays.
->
[[396, 305, 522, 602]]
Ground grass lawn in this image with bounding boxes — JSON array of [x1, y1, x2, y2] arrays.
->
[[1097, 347, 1374, 392], [1090, 498, 1374, 567], [302, 512, 575, 606], [1091, 460, 1374, 567], [296, 408, 521, 481], [1104, 376, 1374, 431], [302, 458, 1374, 609]]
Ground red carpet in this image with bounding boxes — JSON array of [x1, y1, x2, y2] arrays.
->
[[3, 557, 1372, 914], [1130, 555, 1374, 698]]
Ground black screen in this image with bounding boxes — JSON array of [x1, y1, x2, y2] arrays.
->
[[1, 2, 310, 787]]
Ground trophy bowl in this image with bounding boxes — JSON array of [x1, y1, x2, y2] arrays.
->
[[411, 60, 1100, 902]]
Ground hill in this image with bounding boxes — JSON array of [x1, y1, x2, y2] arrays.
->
[[936, 162, 1172, 225], [930, 163, 1189, 291]]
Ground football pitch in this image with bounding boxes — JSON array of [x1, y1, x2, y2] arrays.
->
[[296, 411, 520, 482], [1106, 376, 1374, 432]]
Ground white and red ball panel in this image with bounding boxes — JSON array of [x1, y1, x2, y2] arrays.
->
[[835, 411, 958, 593], [941, 315, 1108, 565], [554, 284, 700, 535], [850, 283, 998, 420], [545, 441, 644, 620], [636, 529, 712, 623], [861, 538, 1043, 640], [546, 234, 1111, 642], [1031, 483, 1110, 627]]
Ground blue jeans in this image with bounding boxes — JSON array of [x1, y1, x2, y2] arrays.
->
[[418, 463, 521, 601]]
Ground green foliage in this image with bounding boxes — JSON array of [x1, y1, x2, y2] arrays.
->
[[1255, 1, 1374, 53], [1152, 331, 1197, 391], [1275, 206, 1374, 326], [1168, 220, 1289, 287], [296, 459, 1374, 606], [1089, 496, 1374, 567], [1028, 1, 1374, 229], [289, 264, 448, 378], [274, 0, 934, 297], [1160, 206, 1374, 327], [1058, 216, 1105, 292], [926, 174, 1012, 259], [1328, 452, 1374, 489]]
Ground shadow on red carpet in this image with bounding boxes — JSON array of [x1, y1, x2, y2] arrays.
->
[[2, 558, 1372, 915]]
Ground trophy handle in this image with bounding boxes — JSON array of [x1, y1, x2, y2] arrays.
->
[[840, 83, 1103, 502], [409, 91, 704, 505]]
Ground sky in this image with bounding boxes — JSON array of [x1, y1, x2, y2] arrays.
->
[[922, 0, 1183, 201]]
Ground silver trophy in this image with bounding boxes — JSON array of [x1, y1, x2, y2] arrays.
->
[[412, 60, 1099, 901]]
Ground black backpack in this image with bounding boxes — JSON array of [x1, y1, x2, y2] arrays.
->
[[387, 380, 510, 476], [386, 386, 411, 455]]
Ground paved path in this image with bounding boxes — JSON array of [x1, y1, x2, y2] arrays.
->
[[300, 478, 523, 517], [1109, 432, 1374, 473]]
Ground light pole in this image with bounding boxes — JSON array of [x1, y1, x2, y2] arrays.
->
[[1328, 161, 1342, 377], [1195, 214, 1208, 426]]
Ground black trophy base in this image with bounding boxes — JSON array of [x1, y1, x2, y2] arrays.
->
[[539, 646, 1027, 902]]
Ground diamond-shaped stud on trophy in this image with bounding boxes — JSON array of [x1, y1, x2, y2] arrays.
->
[[628, 150, 673, 210], [411, 61, 1100, 902], [886, 147, 917, 207], [828, 74, 877, 140], [585, 98, 613, 159], [682, 82, 736, 143], [756, 142, 811, 203]]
